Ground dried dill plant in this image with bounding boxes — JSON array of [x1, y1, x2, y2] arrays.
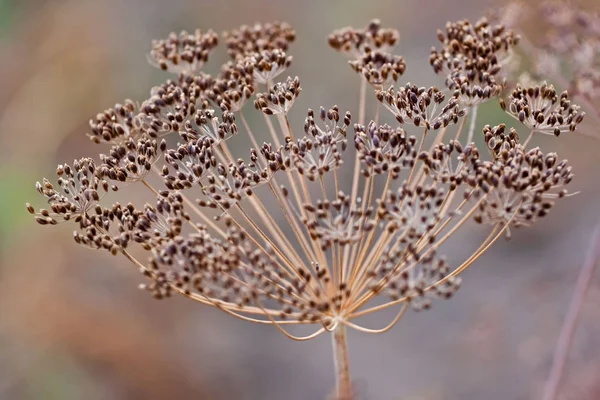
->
[[27, 16, 585, 399]]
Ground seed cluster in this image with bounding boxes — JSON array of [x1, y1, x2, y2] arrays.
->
[[354, 122, 417, 179], [97, 137, 166, 185], [419, 141, 480, 191], [303, 191, 375, 250], [430, 17, 520, 106], [223, 21, 296, 60], [139, 76, 210, 138], [289, 106, 350, 181], [162, 137, 216, 190], [328, 19, 400, 57], [242, 49, 293, 85], [254, 76, 301, 115], [472, 141, 573, 238], [500, 84, 585, 136], [349, 51, 406, 88], [87, 100, 141, 144], [29, 16, 578, 338], [29, 158, 106, 226], [181, 109, 238, 144], [376, 84, 465, 130], [149, 29, 219, 73]]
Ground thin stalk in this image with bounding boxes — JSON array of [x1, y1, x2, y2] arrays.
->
[[407, 127, 428, 187], [332, 325, 353, 400], [358, 78, 367, 126], [542, 222, 600, 400], [239, 112, 261, 151], [466, 104, 478, 144], [522, 129, 536, 148], [146, 166, 225, 237]]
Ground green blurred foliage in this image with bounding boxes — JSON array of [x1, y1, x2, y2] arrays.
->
[[0, 169, 34, 250]]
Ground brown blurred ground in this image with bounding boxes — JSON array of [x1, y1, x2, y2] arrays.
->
[[1, 0, 599, 399]]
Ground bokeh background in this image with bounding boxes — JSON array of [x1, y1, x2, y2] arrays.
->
[[1, 0, 599, 399]]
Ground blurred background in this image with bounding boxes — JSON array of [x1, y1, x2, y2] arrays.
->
[[1, 0, 599, 399]]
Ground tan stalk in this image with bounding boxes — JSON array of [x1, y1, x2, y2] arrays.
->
[[332, 325, 353, 400]]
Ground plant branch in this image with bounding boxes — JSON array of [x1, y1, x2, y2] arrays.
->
[[332, 325, 353, 400], [466, 104, 478, 144]]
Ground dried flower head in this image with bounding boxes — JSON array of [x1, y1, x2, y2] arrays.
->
[[73, 202, 144, 255], [208, 62, 255, 112], [430, 17, 519, 106], [179, 109, 238, 145], [376, 84, 465, 130], [223, 21, 295, 60], [472, 138, 573, 238], [482, 123, 519, 159], [28, 158, 106, 226], [303, 191, 375, 250], [87, 100, 142, 145], [97, 137, 166, 186], [354, 122, 417, 179], [241, 49, 293, 85], [254, 76, 301, 115], [139, 79, 204, 138], [349, 51, 406, 88], [500, 83, 586, 136], [162, 137, 217, 191], [149, 29, 219, 74], [28, 15, 580, 400], [328, 19, 400, 58], [419, 140, 480, 191], [289, 106, 350, 181]]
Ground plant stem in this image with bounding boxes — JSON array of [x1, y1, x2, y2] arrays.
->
[[358, 78, 367, 126], [466, 104, 478, 144], [522, 129, 535, 148], [332, 325, 353, 400], [542, 222, 600, 400]]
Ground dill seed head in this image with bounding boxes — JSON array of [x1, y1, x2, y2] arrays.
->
[[483, 123, 519, 159], [162, 136, 217, 191], [500, 83, 586, 136], [28, 16, 577, 343], [471, 140, 573, 238], [73, 202, 144, 255], [349, 51, 406, 88], [223, 21, 296, 60], [419, 140, 480, 191], [180, 109, 238, 144], [139, 78, 206, 138], [87, 99, 142, 145], [241, 49, 293, 85], [376, 84, 465, 130], [303, 191, 375, 250], [354, 122, 416, 179], [31, 158, 106, 226], [208, 61, 255, 112], [328, 19, 400, 58], [254, 76, 301, 115], [290, 106, 350, 181], [430, 17, 520, 106], [96, 137, 165, 185], [149, 29, 219, 74]]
